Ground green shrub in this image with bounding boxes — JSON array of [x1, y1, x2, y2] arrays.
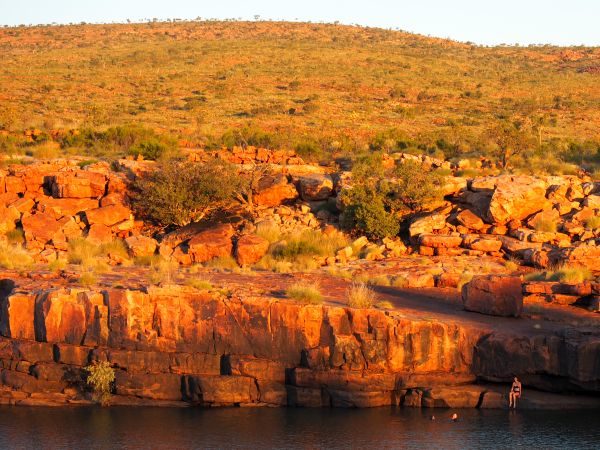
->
[[524, 271, 548, 282], [340, 156, 444, 239], [271, 229, 349, 261], [219, 126, 280, 150], [133, 159, 240, 227], [61, 125, 177, 159], [128, 138, 178, 161], [85, 361, 115, 406], [534, 218, 557, 233], [286, 282, 323, 304], [347, 282, 377, 308], [5, 229, 25, 245], [548, 267, 592, 284], [584, 216, 600, 230], [295, 141, 323, 162], [341, 189, 400, 239]]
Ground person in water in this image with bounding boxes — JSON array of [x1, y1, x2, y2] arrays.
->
[[451, 413, 458, 422], [509, 376, 522, 408]]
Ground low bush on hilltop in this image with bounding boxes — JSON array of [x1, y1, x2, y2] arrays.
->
[[60, 125, 178, 160]]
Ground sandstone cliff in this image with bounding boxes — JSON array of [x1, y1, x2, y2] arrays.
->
[[0, 283, 598, 407]]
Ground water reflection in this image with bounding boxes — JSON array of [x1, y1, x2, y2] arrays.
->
[[0, 406, 598, 449]]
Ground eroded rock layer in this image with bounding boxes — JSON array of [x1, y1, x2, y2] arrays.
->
[[0, 284, 598, 407]]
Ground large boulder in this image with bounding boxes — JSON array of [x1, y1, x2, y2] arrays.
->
[[86, 224, 113, 245], [419, 234, 462, 248], [188, 223, 234, 263], [550, 244, 600, 271], [486, 176, 548, 224], [22, 213, 81, 249], [125, 235, 158, 258], [409, 213, 448, 238], [462, 275, 523, 317], [85, 205, 132, 227], [50, 172, 107, 199], [253, 174, 298, 207], [295, 174, 334, 201], [37, 197, 99, 219], [456, 209, 485, 231], [235, 234, 270, 266]]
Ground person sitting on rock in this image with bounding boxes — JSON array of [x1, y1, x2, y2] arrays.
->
[[509, 376, 522, 408]]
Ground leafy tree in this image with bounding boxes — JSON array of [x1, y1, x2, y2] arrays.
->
[[133, 159, 240, 227], [486, 120, 533, 169], [340, 155, 445, 238], [85, 361, 115, 406], [388, 160, 446, 213]]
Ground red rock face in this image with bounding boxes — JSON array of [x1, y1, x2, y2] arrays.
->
[[235, 234, 269, 266], [187, 223, 234, 263], [462, 275, 523, 317], [85, 205, 133, 227], [0, 283, 598, 407], [50, 172, 107, 199], [253, 174, 298, 207]]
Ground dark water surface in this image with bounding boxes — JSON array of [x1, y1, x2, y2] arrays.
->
[[0, 406, 598, 449]]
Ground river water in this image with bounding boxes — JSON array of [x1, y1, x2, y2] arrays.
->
[[0, 406, 598, 449]]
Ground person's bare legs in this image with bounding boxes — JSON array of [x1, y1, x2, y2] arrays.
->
[[509, 392, 514, 408]]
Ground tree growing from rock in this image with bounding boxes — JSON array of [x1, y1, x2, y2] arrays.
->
[[85, 361, 115, 406], [134, 159, 240, 227]]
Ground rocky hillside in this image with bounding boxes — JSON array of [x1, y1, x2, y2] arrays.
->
[[1, 21, 599, 156]]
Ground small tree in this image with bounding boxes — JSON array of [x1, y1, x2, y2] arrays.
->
[[340, 155, 445, 239], [85, 361, 115, 406], [134, 159, 240, 227], [388, 160, 445, 213], [486, 120, 532, 169]]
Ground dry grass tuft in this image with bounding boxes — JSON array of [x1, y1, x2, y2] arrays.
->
[[347, 282, 377, 309], [185, 278, 213, 290], [0, 244, 34, 270], [286, 282, 323, 305]]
